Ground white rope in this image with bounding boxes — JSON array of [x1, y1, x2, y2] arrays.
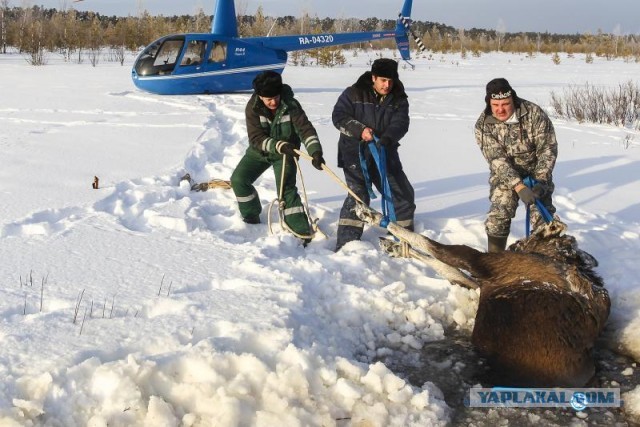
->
[[267, 153, 323, 240], [267, 148, 368, 241], [293, 149, 366, 205]]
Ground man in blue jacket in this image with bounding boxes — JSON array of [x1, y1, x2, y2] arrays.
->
[[332, 58, 416, 251]]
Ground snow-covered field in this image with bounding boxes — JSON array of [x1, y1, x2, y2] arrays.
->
[[1, 49, 640, 426]]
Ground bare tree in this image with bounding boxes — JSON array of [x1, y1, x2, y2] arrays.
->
[[0, 0, 9, 54], [193, 8, 211, 33], [495, 18, 506, 51], [87, 14, 102, 66], [612, 24, 622, 57], [19, 7, 48, 65]]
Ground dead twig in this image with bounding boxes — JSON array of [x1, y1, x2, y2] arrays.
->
[[158, 274, 165, 296], [39, 273, 48, 312], [73, 289, 85, 324], [80, 307, 88, 335]]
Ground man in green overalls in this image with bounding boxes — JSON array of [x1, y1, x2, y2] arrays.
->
[[230, 71, 325, 241]]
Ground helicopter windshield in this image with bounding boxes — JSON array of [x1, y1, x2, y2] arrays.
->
[[134, 36, 185, 76]]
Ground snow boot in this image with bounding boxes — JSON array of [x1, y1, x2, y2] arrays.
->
[[243, 216, 260, 224]]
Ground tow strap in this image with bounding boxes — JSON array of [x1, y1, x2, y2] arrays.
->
[[359, 136, 396, 228], [524, 176, 554, 236]]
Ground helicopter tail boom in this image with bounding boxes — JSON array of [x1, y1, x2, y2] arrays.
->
[[251, 30, 400, 54], [251, 0, 419, 59]]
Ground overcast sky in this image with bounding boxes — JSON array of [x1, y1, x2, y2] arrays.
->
[[26, 0, 640, 35]]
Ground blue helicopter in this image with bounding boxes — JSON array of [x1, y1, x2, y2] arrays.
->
[[131, 0, 422, 95]]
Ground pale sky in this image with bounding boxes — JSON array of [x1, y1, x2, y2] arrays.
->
[[24, 0, 640, 35]]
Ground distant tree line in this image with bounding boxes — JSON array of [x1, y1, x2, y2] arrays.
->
[[2, 4, 640, 65]]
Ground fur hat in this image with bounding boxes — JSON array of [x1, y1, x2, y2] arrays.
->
[[484, 78, 519, 113], [252, 71, 283, 97], [371, 58, 399, 80]]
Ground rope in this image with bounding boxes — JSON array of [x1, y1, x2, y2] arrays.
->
[[267, 153, 323, 240], [401, 240, 410, 258], [295, 157, 328, 239], [293, 149, 365, 204], [294, 147, 397, 230]]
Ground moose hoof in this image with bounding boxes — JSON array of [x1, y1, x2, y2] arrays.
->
[[354, 202, 383, 225]]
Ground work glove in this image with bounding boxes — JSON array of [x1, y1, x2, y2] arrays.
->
[[516, 186, 536, 205], [532, 181, 548, 198], [277, 142, 299, 159], [311, 151, 325, 170], [377, 135, 394, 146]]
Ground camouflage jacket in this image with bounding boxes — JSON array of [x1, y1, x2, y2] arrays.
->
[[245, 84, 322, 156], [474, 99, 557, 188]]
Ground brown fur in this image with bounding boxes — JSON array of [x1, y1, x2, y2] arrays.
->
[[355, 203, 610, 387]]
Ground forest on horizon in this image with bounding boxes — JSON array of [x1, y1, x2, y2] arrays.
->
[[2, 4, 639, 64]]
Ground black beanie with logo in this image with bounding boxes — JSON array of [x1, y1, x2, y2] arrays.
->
[[484, 78, 519, 114]]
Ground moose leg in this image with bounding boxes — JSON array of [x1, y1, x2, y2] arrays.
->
[[355, 203, 477, 289], [381, 238, 478, 289]]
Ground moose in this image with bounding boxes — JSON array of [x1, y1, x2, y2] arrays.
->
[[355, 203, 611, 387]]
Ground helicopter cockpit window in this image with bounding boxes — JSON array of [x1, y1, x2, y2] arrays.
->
[[134, 37, 184, 76], [181, 40, 207, 66], [153, 40, 183, 67], [208, 42, 227, 63]]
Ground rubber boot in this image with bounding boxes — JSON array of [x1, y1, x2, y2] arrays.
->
[[242, 216, 260, 224], [487, 234, 508, 253]]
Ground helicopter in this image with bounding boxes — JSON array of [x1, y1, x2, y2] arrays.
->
[[131, 0, 423, 95]]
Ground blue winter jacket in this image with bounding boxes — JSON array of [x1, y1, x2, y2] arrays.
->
[[332, 71, 409, 168]]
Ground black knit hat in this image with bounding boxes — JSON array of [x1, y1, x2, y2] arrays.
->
[[371, 58, 399, 80], [252, 71, 283, 97], [484, 78, 519, 113]]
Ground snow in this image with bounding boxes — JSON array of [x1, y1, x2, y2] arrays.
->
[[1, 49, 640, 425]]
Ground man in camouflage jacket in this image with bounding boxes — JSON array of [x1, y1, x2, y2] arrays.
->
[[230, 71, 325, 241], [475, 78, 558, 252]]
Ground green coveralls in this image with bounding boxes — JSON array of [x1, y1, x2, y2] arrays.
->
[[231, 85, 322, 236]]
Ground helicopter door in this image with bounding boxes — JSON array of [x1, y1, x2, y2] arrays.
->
[[180, 40, 207, 67]]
